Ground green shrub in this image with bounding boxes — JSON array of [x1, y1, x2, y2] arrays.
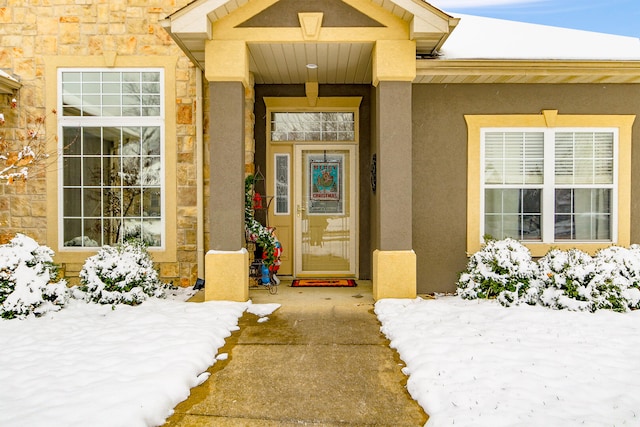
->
[[0, 234, 68, 319], [590, 246, 640, 312], [457, 238, 540, 306], [538, 249, 596, 311], [460, 240, 640, 312], [77, 240, 170, 305]]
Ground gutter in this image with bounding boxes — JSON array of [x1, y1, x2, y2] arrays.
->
[[0, 71, 21, 94], [196, 68, 205, 279], [159, 18, 205, 71], [160, 16, 206, 280]]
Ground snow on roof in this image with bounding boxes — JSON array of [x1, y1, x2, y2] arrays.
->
[[0, 69, 18, 82], [440, 13, 640, 60]]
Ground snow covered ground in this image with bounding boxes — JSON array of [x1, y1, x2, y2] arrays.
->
[[0, 288, 279, 427], [2, 290, 639, 426], [376, 296, 640, 427]]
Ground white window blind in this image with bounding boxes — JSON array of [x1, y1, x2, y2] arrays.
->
[[555, 132, 614, 185], [484, 132, 544, 185]]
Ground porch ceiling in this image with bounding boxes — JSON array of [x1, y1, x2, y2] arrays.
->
[[163, 37, 375, 84], [248, 42, 373, 84]]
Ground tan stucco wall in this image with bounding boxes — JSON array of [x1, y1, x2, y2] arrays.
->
[[412, 83, 640, 294], [0, 1, 199, 287], [236, 0, 384, 27], [209, 81, 246, 251], [373, 81, 412, 251]]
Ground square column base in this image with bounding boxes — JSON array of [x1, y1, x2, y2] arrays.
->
[[204, 249, 249, 302], [373, 249, 417, 300]]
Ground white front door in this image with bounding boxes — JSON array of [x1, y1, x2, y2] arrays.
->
[[294, 145, 357, 277]]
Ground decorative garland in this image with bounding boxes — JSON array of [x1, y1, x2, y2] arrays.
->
[[245, 175, 281, 270]]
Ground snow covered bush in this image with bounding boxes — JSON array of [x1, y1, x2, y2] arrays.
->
[[538, 246, 640, 312], [77, 240, 170, 305], [457, 238, 540, 306], [538, 249, 596, 312], [0, 234, 68, 319], [590, 246, 640, 312], [460, 240, 640, 312]]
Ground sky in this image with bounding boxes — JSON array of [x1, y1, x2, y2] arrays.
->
[[429, 0, 640, 38]]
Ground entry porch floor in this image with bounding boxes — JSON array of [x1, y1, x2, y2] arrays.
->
[[163, 280, 427, 426]]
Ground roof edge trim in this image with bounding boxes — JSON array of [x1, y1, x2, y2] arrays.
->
[[0, 71, 21, 94]]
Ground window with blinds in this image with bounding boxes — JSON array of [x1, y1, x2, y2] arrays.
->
[[555, 132, 614, 185], [482, 129, 616, 243], [484, 132, 544, 241], [554, 132, 614, 241]]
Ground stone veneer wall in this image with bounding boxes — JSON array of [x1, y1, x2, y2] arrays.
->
[[245, 73, 256, 176], [0, 1, 199, 287]]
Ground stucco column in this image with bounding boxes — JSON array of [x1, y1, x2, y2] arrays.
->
[[209, 81, 245, 251], [371, 40, 417, 300], [375, 81, 412, 250], [204, 40, 250, 301]]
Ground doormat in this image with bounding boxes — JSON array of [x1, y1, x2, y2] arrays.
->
[[291, 279, 357, 287]]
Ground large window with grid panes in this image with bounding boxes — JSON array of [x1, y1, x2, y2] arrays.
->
[[481, 128, 617, 243], [58, 69, 164, 248]]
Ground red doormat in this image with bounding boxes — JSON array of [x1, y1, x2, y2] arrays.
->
[[291, 279, 357, 287]]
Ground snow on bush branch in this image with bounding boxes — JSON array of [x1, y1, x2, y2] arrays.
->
[[0, 234, 68, 319], [0, 105, 54, 184], [76, 239, 174, 306], [0, 234, 176, 320], [457, 238, 640, 312]]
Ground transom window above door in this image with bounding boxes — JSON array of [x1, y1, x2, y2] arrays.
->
[[271, 112, 355, 142]]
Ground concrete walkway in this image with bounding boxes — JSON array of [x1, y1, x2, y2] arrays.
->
[[163, 280, 428, 426]]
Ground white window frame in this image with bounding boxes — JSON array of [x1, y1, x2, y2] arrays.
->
[[57, 68, 166, 250], [270, 111, 356, 142], [480, 127, 619, 244]]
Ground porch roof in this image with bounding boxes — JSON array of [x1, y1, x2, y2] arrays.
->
[[161, 0, 458, 84]]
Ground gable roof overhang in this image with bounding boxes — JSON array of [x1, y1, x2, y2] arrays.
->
[[0, 70, 20, 94], [161, 0, 459, 84]]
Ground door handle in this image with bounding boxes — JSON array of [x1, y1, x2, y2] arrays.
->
[[296, 205, 306, 217]]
